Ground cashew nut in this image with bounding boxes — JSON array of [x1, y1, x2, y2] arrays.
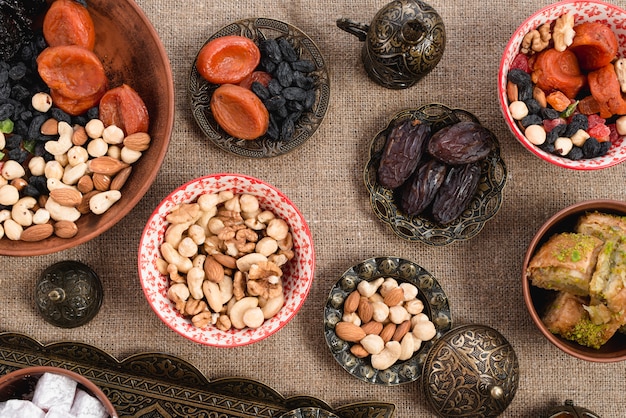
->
[[405, 298, 425, 315], [229, 297, 259, 329], [371, 301, 390, 323], [218, 275, 234, 305], [178, 237, 199, 258], [371, 341, 402, 370], [160, 242, 193, 273], [412, 315, 437, 341], [202, 280, 224, 313], [3, 219, 23, 241], [235, 252, 268, 272], [165, 222, 192, 248], [389, 306, 411, 324], [89, 190, 121, 214], [187, 267, 205, 300], [399, 283, 418, 301], [45, 197, 81, 222], [11, 197, 37, 226], [360, 334, 385, 355], [242, 306, 265, 328], [358, 277, 384, 298], [399, 332, 415, 361], [45, 121, 73, 155]]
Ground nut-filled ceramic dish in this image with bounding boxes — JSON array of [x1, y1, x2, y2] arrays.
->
[[323, 256, 452, 385], [499, 0, 626, 170], [364, 103, 507, 246], [0, 0, 174, 256], [522, 199, 626, 362], [138, 173, 315, 347], [189, 17, 330, 158]]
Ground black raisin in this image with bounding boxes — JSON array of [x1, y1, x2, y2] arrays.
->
[[259, 39, 282, 64], [286, 99, 304, 113], [264, 95, 286, 112], [581, 137, 609, 159], [280, 116, 295, 141], [29, 175, 48, 194], [86, 106, 99, 120], [541, 107, 560, 120], [291, 59, 316, 73], [293, 71, 314, 90], [27, 114, 45, 140], [275, 61, 293, 88], [10, 84, 29, 101], [277, 38, 298, 62], [282, 86, 306, 101], [540, 141, 556, 154], [50, 108, 71, 124], [524, 99, 541, 115], [251, 81, 270, 101], [5, 133, 21, 149], [521, 114, 543, 128], [566, 146, 584, 160], [266, 115, 280, 140], [0, 102, 14, 120], [267, 78, 283, 96], [7, 147, 27, 163], [259, 57, 276, 74], [8, 62, 27, 81], [546, 129, 559, 145], [517, 83, 533, 102], [22, 184, 40, 198], [507, 69, 532, 86], [303, 89, 316, 110]]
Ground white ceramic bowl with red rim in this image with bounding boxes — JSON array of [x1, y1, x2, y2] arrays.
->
[[138, 173, 315, 347], [498, 0, 626, 170]]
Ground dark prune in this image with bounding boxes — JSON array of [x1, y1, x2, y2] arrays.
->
[[427, 121, 494, 165], [401, 159, 447, 216], [377, 120, 431, 189], [278, 38, 298, 62], [431, 163, 481, 224]]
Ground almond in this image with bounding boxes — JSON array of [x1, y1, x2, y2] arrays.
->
[[78, 190, 99, 214], [54, 220, 78, 238], [212, 252, 237, 269], [123, 132, 151, 151], [203, 255, 225, 283], [72, 125, 88, 146], [76, 175, 94, 194], [40, 118, 58, 135], [350, 344, 369, 358], [361, 321, 383, 336], [383, 287, 404, 307], [357, 297, 373, 323], [110, 166, 132, 191], [343, 290, 360, 314], [380, 322, 397, 343], [20, 223, 54, 242], [49, 188, 82, 208], [392, 320, 411, 342], [335, 321, 366, 343], [92, 173, 112, 191], [88, 156, 129, 176]]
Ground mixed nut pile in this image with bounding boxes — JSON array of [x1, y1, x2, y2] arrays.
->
[[334, 277, 436, 370], [160, 191, 294, 331]]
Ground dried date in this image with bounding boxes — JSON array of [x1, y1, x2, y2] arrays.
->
[[427, 121, 494, 165], [401, 159, 447, 216], [377, 120, 431, 189], [431, 163, 481, 224]]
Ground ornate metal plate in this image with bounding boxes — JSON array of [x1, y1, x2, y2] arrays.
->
[[0, 332, 395, 418], [364, 103, 507, 246], [323, 257, 452, 386], [189, 18, 330, 158], [280, 407, 340, 418]]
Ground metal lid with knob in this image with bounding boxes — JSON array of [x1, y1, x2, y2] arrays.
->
[[35, 260, 103, 328], [422, 324, 520, 418]]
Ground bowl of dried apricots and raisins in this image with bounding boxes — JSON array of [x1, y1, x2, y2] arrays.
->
[[189, 17, 330, 158], [0, 0, 174, 256], [499, 0, 626, 170], [364, 103, 507, 246]]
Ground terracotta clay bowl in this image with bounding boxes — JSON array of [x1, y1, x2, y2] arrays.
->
[[499, 0, 626, 170], [0, 0, 174, 256], [522, 199, 626, 362], [0, 365, 118, 417]]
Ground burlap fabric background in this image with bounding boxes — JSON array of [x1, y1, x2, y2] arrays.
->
[[2, 0, 625, 416]]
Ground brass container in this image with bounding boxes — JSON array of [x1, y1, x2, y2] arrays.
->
[[337, 0, 446, 89], [544, 400, 601, 418]]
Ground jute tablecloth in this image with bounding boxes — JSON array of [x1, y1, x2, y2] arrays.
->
[[2, 0, 625, 416]]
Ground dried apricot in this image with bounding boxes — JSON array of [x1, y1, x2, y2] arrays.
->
[[99, 84, 150, 135], [37, 45, 107, 101], [43, 0, 96, 50], [546, 91, 571, 112], [196, 35, 261, 84], [50, 85, 106, 116], [531, 48, 586, 99], [211, 84, 269, 140], [239, 71, 272, 90], [588, 64, 626, 118], [569, 22, 618, 71]]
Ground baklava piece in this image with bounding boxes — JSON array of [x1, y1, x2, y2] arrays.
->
[[576, 211, 626, 242]]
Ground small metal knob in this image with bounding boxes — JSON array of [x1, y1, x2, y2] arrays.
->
[[35, 260, 103, 328]]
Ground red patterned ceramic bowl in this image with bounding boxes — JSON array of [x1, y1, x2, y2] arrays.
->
[[498, 0, 626, 170], [138, 173, 315, 347]]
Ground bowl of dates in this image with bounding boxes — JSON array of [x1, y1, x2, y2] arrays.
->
[[0, 0, 174, 256], [499, 0, 626, 170], [323, 256, 452, 385], [522, 199, 626, 362], [189, 17, 330, 158], [364, 103, 507, 246], [138, 173, 315, 347]]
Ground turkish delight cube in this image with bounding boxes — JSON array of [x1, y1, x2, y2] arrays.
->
[[0, 399, 45, 418], [31, 372, 78, 412], [46, 406, 77, 418], [69, 389, 108, 418]]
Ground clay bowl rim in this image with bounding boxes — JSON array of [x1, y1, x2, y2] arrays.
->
[[0, 365, 118, 417], [498, 0, 626, 171], [521, 199, 626, 362], [0, 0, 174, 256]]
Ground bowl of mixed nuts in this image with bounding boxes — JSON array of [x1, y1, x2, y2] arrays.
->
[[138, 173, 315, 347], [0, 0, 174, 255], [364, 104, 507, 246], [499, 0, 626, 170], [323, 256, 452, 385]]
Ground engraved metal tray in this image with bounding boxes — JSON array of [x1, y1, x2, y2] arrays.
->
[[0, 332, 394, 418]]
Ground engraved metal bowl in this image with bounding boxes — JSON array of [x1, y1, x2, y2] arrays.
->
[[422, 324, 519, 418], [189, 17, 330, 158], [364, 103, 507, 246], [323, 256, 452, 385]]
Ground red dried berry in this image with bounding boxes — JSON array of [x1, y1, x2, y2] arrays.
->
[[510, 53, 530, 73], [588, 123, 611, 141], [587, 114, 606, 129]]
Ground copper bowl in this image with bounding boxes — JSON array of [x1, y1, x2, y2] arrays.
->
[[522, 199, 626, 362], [0, 0, 174, 256], [0, 366, 118, 417]]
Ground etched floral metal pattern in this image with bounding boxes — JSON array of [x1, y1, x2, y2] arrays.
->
[[0, 332, 395, 418], [364, 104, 507, 246], [422, 325, 519, 418], [189, 18, 330, 158], [323, 257, 452, 386]]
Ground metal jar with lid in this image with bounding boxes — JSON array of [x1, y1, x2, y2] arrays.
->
[[337, 0, 446, 89]]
